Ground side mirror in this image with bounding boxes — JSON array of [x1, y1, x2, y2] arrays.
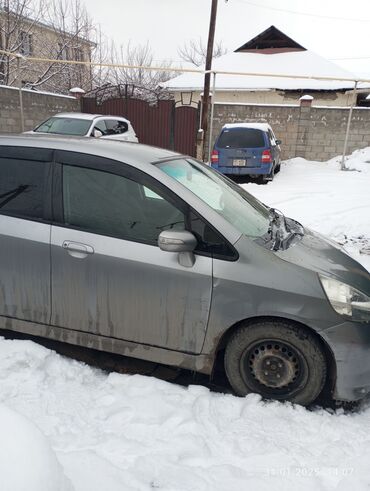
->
[[275, 139, 282, 145], [158, 230, 197, 267], [93, 128, 103, 138]]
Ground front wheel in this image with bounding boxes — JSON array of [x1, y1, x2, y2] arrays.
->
[[224, 320, 327, 406]]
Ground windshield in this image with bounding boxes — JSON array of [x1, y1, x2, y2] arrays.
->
[[156, 158, 270, 238], [34, 117, 91, 136]]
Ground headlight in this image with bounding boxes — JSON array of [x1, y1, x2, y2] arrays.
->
[[319, 275, 370, 322]]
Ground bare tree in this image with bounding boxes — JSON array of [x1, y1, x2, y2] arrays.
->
[[0, 1, 176, 97], [178, 37, 227, 67], [0, 0, 98, 93], [105, 40, 176, 101], [0, 0, 42, 85]]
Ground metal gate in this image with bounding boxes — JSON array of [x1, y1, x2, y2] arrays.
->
[[81, 95, 199, 157]]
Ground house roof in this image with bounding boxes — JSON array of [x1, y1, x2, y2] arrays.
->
[[0, 8, 96, 47], [235, 25, 305, 52], [163, 27, 363, 92]]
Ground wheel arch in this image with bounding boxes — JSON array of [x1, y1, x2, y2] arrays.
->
[[211, 315, 337, 396]]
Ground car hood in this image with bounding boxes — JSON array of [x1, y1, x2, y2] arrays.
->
[[275, 228, 370, 295]]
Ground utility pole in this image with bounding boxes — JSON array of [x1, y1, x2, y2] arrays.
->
[[16, 55, 25, 133], [201, 0, 218, 161]]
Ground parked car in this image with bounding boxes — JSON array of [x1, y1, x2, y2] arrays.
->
[[211, 123, 281, 182], [26, 112, 139, 142], [0, 135, 369, 406]]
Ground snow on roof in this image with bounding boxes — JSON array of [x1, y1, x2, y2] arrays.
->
[[222, 123, 272, 131], [54, 113, 130, 123], [163, 50, 363, 92], [55, 112, 99, 120]]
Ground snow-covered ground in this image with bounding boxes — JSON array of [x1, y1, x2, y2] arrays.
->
[[0, 148, 369, 491], [0, 339, 370, 491], [242, 147, 370, 272]]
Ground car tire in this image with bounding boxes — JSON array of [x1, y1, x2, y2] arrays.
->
[[224, 320, 327, 406]]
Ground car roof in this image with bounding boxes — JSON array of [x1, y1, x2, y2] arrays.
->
[[52, 113, 130, 123], [222, 123, 272, 132], [0, 134, 181, 167]]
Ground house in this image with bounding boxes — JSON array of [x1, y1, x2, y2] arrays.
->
[[163, 26, 369, 107], [0, 7, 95, 93]]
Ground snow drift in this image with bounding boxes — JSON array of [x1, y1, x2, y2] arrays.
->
[[0, 403, 73, 491]]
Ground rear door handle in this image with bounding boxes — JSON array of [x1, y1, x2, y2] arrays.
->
[[62, 240, 94, 258]]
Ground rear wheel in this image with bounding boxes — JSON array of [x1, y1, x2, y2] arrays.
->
[[224, 320, 327, 406]]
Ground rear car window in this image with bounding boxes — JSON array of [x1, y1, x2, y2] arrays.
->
[[217, 128, 265, 148], [0, 157, 46, 220]]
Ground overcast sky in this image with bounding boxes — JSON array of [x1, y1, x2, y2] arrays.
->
[[85, 0, 370, 77]]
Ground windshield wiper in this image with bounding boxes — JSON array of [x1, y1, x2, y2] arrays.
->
[[268, 208, 304, 251]]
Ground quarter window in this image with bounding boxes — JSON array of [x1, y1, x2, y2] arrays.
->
[[0, 158, 46, 220], [62, 165, 186, 244], [268, 129, 276, 145]]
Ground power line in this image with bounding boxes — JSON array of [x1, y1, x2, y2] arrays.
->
[[331, 56, 370, 60], [234, 0, 370, 22], [1, 48, 370, 83]]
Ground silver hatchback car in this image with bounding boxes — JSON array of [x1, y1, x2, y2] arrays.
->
[[0, 135, 369, 406], [26, 112, 139, 142]]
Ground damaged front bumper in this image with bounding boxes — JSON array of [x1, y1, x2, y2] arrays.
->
[[321, 320, 370, 401]]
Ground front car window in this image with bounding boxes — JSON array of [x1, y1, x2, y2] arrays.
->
[[93, 120, 108, 136], [105, 120, 128, 135], [34, 117, 92, 136], [63, 165, 185, 244], [156, 159, 270, 238]]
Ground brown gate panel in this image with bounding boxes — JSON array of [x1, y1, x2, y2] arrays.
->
[[81, 96, 198, 157], [173, 106, 198, 157]]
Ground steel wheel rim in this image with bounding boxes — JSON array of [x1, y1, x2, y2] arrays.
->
[[241, 338, 308, 399]]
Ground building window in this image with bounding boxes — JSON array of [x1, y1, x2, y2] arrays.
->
[[57, 43, 69, 60], [0, 32, 4, 83], [74, 47, 84, 62], [19, 31, 32, 56]]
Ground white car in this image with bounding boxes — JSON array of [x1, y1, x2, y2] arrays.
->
[[27, 112, 139, 143]]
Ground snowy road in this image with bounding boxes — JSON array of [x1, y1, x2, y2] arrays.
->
[[0, 149, 370, 491]]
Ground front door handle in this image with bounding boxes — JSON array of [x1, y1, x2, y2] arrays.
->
[[62, 240, 94, 258]]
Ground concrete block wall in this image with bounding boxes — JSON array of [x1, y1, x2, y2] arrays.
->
[[0, 85, 80, 134], [209, 102, 370, 161]]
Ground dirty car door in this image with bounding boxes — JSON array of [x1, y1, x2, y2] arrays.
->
[[0, 146, 51, 326], [50, 151, 212, 354]]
